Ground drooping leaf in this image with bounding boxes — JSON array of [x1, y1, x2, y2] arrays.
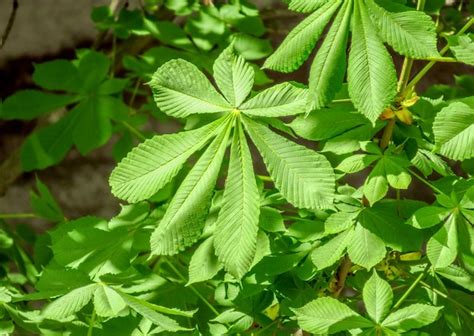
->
[[308, 0, 352, 110], [363, 271, 393, 323], [213, 45, 254, 107], [293, 297, 373, 334], [214, 122, 260, 279], [109, 117, 226, 202], [433, 102, 474, 160], [150, 121, 232, 255], [244, 116, 335, 209], [347, 0, 397, 123], [149, 59, 232, 118], [263, 0, 342, 72], [240, 83, 308, 117]]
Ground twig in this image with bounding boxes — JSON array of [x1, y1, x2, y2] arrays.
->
[[1, 0, 18, 48], [334, 256, 352, 298]]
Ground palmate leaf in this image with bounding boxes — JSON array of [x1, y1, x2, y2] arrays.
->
[[293, 297, 373, 334], [109, 117, 226, 202], [213, 45, 254, 107], [150, 120, 232, 255], [311, 229, 352, 270], [381, 304, 442, 332], [347, 224, 386, 269], [433, 102, 474, 161], [427, 214, 458, 269], [240, 83, 308, 117], [149, 59, 232, 118], [308, 0, 352, 110], [366, 0, 439, 58], [348, 0, 397, 123], [263, 0, 342, 73], [214, 122, 260, 279], [243, 116, 335, 209]]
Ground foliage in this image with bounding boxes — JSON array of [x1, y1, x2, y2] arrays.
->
[[0, 0, 473, 335]]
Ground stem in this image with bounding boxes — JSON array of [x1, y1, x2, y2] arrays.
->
[[0, 213, 36, 219], [380, 119, 396, 149], [87, 309, 96, 336], [408, 169, 445, 195], [392, 265, 429, 310], [419, 280, 474, 317], [406, 17, 474, 93], [334, 256, 352, 298], [1, 0, 18, 48], [164, 259, 220, 317], [121, 121, 146, 141]]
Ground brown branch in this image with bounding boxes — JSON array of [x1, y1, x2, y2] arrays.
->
[[333, 257, 352, 298], [1, 0, 19, 49]]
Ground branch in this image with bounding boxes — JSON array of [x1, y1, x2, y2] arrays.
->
[[1, 0, 19, 49]]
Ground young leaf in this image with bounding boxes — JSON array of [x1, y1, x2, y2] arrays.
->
[[366, 0, 439, 58], [188, 237, 223, 285], [263, 0, 342, 72], [347, 225, 386, 269], [93, 285, 127, 317], [149, 59, 232, 118], [293, 297, 373, 334], [363, 271, 393, 323], [433, 102, 474, 160], [213, 45, 254, 107], [109, 117, 226, 202], [214, 122, 260, 279], [43, 284, 97, 320], [239, 83, 308, 117], [150, 121, 232, 255], [347, 0, 397, 123], [243, 117, 335, 209], [382, 304, 441, 332], [308, 0, 352, 110]]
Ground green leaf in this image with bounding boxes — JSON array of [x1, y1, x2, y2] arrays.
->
[[383, 155, 411, 189], [149, 59, 232, 118], [363, 271, 393, 323], [436, 265, 474, 291], [259, 207, 285, 232], [43, 284, 97, 320], [109, 117, 226, 202], [213, 45, 254, 107], [30, 177, 64, 222], [308, 0, 352, 110], [0, 90, 77, 120], [93, 285, 127, 317], [448, 34, 474, 66], [293, 297, 373, 334], [347, 0, 397, 123], [288, 0, 330, 13], [337, 154, 379, 174], [382, 304, 441, 332], [244, 117, 335, 209], [150, 121, 232, 255], [427, 214, 458, 269], [324, 211, 358, 234], [32, 59, 82, 92], [364, 161, 388, 205], [311, 230, 351, 270], [240, 83, 308, 117], [263, 0, 342, 72], [347, 224, 386, 269], [408, 206, 450, 229], [214, 122, 260, 279], [77, 50, 110, 91], [433, 102, 474, 160], [366, 0, 439, 58], [20, 110, 76, 171], [188, 237, 223, 285], [119, 293, 188, 332]]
